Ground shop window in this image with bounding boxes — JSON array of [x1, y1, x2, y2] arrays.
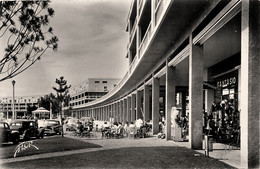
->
[[205, 70, 240, 147]]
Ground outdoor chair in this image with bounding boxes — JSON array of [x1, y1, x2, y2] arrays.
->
[[114, 127, 124, 139], [128, 127, 137, 139]]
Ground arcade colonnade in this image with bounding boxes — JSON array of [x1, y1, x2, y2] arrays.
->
[[71, 1, 259, 168]]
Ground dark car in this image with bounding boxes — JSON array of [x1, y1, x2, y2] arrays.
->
[[10, 120, 44, 140], [41, 120, 62, 135], [0, 121, 20, 144]]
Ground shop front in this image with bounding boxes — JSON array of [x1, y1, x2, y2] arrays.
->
[[205, 54, 241, 147]]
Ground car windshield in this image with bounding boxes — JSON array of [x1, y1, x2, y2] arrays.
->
[[46, 121, 59, 125], [10, 122, 22, 126]]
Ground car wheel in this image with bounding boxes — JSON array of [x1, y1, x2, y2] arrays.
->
[[23, 134, 30, 141], [12, 136, 19, 144]]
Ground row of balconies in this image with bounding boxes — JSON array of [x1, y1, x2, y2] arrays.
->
[[70, 92, 107, 101], [127, 0, 171, 75], [71, 0, 172, 109]]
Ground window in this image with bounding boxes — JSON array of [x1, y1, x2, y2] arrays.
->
[[95, 81, 99, 83], [102, 81, 107, 83], [104, 86, 107, 91]]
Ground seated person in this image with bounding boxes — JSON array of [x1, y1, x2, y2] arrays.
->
[[135, 118, 144, 129], [102, 121, 111, 137], [112, 122, 124, 138], [128, 122, 137, 138]]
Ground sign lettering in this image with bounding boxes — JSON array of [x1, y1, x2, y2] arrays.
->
[[14, 141, 39, 158]]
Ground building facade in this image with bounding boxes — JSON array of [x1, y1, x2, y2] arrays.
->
[[70, 0, 260, 168], [69, 78, 120, 117], [0, 95, 40, 119]]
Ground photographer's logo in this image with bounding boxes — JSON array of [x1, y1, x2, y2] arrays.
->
[[14, 141, 39, 158]]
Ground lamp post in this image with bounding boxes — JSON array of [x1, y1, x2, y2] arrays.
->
[[12, 80, 16, 119]]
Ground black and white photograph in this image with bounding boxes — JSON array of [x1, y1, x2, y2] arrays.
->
[[0, 0, 259, 169]]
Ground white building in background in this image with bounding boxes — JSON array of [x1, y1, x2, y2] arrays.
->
[[69, 78, 120, 107], [0, 95, 40, 118]]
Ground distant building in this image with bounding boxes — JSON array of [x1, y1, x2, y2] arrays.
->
[[0, 95, 41, 119], [69, 78, 120, 107]]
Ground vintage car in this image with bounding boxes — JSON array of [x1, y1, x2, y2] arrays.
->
[[41, 119, 62, 135], [10, 119, 45, 140], [65, 118, 77, 131], [0, 121, 20, 144]]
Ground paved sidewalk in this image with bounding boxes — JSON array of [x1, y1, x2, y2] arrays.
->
[[1, 132, 240, 169], [174, 141, 241, 169], [67, 132, 241, 168]]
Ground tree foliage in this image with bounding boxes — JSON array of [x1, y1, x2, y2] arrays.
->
[[38, 93, 60, 116], [53, 76, 71, 137], [53, 76, 71, 105], [0, 1, 58, 82]]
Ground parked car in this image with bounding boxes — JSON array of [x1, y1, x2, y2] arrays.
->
[[10, 119, 45, 140], [65, 118, 77, 131], [41, 120, 62, 135], [0, 121, 20, 144]]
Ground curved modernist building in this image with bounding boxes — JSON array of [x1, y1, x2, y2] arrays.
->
[[70, 0, 259, 168]]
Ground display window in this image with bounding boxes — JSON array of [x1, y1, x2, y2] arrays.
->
[[206, 70, 240, 147]]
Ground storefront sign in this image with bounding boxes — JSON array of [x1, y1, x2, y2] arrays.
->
[[14, 141, 39, 158], [215, 70, 238, 89], [217, 77, 236, 88]]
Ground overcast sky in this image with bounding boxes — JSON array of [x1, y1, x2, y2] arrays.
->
[[0, 0, 131, 97]]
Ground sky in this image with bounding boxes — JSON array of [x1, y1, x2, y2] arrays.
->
[[0, 0, 131, 97]]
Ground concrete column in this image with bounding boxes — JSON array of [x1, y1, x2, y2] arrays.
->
[[100, 108, 102, 120], [114, 102, 117, 122], [144, 85, 150, 122], [102, 107, 104, 121], [112, 103, 115, 120], [118, 102, 120, 122], [106, 106, 109, 121], [136, 90, 142, 119], [166, 63, 176, 140], [241, 1, 260, 168], [108, 105, 111, 120], [99, 108, 101, 120], [131, 93, 136, 122], [127, 96, 131, 123], [189, 35, 203, 149], [105, 106, 107, 121], [116, 101, 119, 122], [123, 99, 127, 124], [152, 77, 160, 134], [121, 100, 124, 123]]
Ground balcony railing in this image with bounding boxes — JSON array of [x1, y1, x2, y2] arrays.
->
[[138, 0, 144, 16], [129, 54, 138, 75], [138, 22, 152, 57], [71, 0, 173, 110], [155, 0, 171, 26], [130, 18, 137, 41]]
